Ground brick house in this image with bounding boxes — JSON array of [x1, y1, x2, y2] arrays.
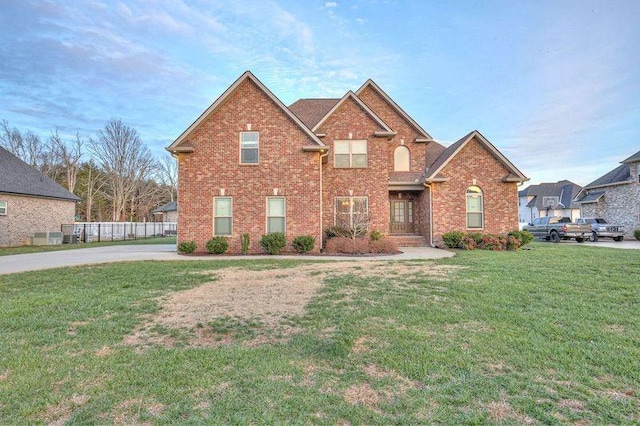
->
[[167, 71, 528, 253], [574, 150, 640, 237], [0, 146, 80, 247]]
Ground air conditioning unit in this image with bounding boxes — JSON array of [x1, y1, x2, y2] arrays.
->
[[30, 231, 63, 246]]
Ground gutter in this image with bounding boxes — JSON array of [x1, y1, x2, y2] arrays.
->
[[424, 182, 434, 247]]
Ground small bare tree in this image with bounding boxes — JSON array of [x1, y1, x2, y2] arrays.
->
[[336, 198, 370, 240]]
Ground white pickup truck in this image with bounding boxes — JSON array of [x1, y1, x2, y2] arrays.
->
[[575, 218, 625, 242]]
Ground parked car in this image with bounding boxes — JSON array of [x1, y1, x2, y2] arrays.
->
[[575, 218, 625, 242], [523, 216, 592, 243]]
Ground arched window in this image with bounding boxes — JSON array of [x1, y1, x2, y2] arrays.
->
[[466, 186, 483, 229], [394, 146, 410, 171]]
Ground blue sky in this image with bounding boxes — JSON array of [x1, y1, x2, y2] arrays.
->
[[1, 0, 639, 187]]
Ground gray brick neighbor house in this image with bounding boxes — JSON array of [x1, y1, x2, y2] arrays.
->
[[575, 150, 640, 238], [0, 146, 80, 247]]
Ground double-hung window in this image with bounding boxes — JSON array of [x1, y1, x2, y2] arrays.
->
[[0, 201, 6, 215], [240, 132, 259, 164], [266, 197, 285, 234], [335, 196, 368, 230], [214, 197, 232, 236], [466, 186, 483, 229], [334, 140, 367, 168]]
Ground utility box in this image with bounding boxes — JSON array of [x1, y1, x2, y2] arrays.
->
[[31, 231, 63, 245]]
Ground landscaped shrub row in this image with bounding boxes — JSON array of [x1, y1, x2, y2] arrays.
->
[[442, 230, 534, 251], [323, 228, 398, 254], [177, 233, 317, 255]]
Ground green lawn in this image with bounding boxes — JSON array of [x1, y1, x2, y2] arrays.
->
[[0, 236, 176, 256], [0, 244, 638, 423]]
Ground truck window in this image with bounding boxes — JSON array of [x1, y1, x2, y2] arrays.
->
[[595, 218, 607, 224]]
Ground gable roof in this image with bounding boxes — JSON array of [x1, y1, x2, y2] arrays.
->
[[621, 149, 640, 164], [518, 180, 582, 210], [424, 130, 528, 183], [574, 190, 605, 204], [0, 146, 81, 201], [167, 71, 326, 154], [583, 163, 632, 189], [310, 91, 395, 136], [152, 200, 177, 213], [289, 98, 340, 129], [356, 79, 432, 141]]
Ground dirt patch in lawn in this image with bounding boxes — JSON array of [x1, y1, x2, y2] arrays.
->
[[124, 261, 460, 349]]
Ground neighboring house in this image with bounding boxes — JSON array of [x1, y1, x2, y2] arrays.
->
[[574, 150, 640, 237], [518, 180, 583, 224], [167, 71, 528, 253], [0, 146, 81, 247], [152, 200, 177, 222]]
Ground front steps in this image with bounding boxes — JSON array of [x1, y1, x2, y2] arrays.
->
[[388, 234, 430, 247]]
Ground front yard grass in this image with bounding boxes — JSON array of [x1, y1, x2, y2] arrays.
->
[[0, 244, 638, 423]]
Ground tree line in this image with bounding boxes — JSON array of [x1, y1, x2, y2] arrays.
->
[[1, 118, 177, 222]]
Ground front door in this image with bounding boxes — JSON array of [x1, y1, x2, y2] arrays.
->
[[390, 200, 414, 233]]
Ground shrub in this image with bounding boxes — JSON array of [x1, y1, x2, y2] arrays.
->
[[325, 226, 350, 240], [206, 236, 229, 254], [634, 229, 640, 241], [442, 231, 465, 248], [467, 232, 484, 244], [261, 232, 287, 255], [177, 240, 197, 254], [459, 235, 477, 250], [478, 234, 505, 251], [241, 233, 250, 255], [508, 230, 534, 246], [506, 235, 522, 251], [369, 230, 384, 241], [324, 236, 398, 254], [292, 235, 315, 253]]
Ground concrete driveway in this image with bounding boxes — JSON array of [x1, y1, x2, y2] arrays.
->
[[0, 244, 455, 275]]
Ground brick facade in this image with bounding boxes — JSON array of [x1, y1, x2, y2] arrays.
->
[[176, 78, 322, 254], [429, 137, 520, 245], [0, 193, 76, 247], [316, 96, 390, 233], [170, 72, 526, 252]]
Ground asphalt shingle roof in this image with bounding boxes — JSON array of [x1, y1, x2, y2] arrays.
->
[[518, 180, 582, 209], [152, 200, 177, 213], [288, 99, 340, 129], [621, 149, 640, 163], [0, 146, 81, 201], [584, 163, 631, 188]]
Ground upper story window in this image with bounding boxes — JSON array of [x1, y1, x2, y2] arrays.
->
[[213, 197, 232, 236], [393, 146, 410, 171], [466, 186, 483, 229], [334, 140, 367, 168], [240, 132, 259, 164], [0, 201, 6, 215]]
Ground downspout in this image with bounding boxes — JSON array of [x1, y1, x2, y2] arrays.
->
[[319, 149, 329, 250], [424, 182, 434, 247]]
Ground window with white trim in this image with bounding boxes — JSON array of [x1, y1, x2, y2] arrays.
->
[[334, 140, 367, 168], [213, 197, 232, 236], [266, 197, 285, 234], [0, 201, 6, 215], [335, 196, 369, 230], [393, 145, 410, 171], [466, 186, 483, 229], [240, 132, 259, 164]]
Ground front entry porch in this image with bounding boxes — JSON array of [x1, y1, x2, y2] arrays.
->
[[390, 199, 414, 234]]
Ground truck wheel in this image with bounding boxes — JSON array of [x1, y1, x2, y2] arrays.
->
[[576, 237, 585, 243], [589, 232, 598, 242], [613, 236, 624, 242], [550, 231, 561, 243]]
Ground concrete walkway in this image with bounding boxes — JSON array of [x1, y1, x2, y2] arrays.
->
[[0, 244, 455, 275]]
